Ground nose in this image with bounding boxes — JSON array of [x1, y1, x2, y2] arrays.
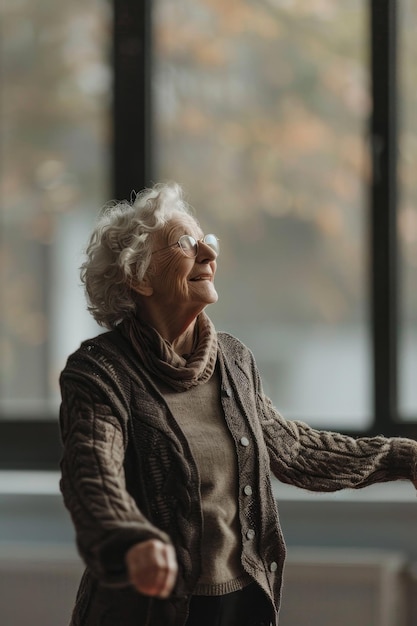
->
[[196, 239, 217, 263]]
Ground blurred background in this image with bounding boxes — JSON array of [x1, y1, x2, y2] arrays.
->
[[0, 0, 416, 624]]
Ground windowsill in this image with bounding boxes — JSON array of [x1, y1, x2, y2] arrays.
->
[[0, 471, 415, 503], [272, 477, 417, 503], [0, 471, 61, 495], [1, 471, 416, 561]]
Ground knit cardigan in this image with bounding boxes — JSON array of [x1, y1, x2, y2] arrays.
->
[[59, 328, 417, 626]]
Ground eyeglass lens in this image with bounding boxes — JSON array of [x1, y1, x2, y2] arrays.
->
[[179, 234, 219, 257]]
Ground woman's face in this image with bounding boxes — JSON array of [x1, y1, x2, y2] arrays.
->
[[145, 214, 218, 317]]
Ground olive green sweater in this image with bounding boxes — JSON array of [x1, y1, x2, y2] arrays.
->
[[59, 328, 417, 626]]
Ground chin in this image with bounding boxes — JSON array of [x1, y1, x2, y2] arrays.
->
[[194, 295, 218, 314], [205, 290, 218, 305]]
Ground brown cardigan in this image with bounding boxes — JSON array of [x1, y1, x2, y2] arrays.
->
[[59, 328, 417, 626]]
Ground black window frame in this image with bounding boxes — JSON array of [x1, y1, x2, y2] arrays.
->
[[0, 0, 416, 471]]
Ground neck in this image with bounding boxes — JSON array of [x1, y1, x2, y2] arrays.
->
[[172, 323, 197, 356], [136, 301, 201, 355]]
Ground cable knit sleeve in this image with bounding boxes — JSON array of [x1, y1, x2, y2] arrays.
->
[[256, 387, 417, 492], [214, 332, 417, 492], [59, 345, 171, 586]]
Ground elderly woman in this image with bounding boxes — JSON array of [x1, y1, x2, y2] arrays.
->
[[60, 181, 417, 626]]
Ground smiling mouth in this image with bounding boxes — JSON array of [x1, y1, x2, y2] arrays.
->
[[189, 275, 212, 282]]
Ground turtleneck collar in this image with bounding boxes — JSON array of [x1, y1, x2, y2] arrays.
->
[[118, 311, 218, 392]]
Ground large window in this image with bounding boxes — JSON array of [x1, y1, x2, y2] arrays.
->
[[0, 0, 416, 468]]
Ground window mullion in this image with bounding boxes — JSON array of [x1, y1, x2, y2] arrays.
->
[[370, 0, 399, 432], [113, 0, 153, 199]]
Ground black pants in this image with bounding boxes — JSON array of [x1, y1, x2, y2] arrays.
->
[[185, 583, 273, 626]]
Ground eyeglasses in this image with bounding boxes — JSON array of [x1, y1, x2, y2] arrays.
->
[[152, 234, 219, 258]]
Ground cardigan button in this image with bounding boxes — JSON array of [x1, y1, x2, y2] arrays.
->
[[240, 436, 250, 447], [269, 561, 278, 572], [243, 485, 253, 496], [223, 387, 233, 397], [246, 529, 256, 540]]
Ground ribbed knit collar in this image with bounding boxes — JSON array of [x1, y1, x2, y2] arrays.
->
[[119, 311, 218, 391]]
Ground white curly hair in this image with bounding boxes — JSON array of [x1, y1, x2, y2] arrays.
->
[[81, 181, 195, 328]]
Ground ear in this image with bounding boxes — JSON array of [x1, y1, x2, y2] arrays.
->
[[131, 274, 153, 297]]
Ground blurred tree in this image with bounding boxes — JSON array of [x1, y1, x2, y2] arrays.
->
[[154, 0, 369, 325]]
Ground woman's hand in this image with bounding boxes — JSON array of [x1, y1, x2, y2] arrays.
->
[[125, 539, 178, 598]]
